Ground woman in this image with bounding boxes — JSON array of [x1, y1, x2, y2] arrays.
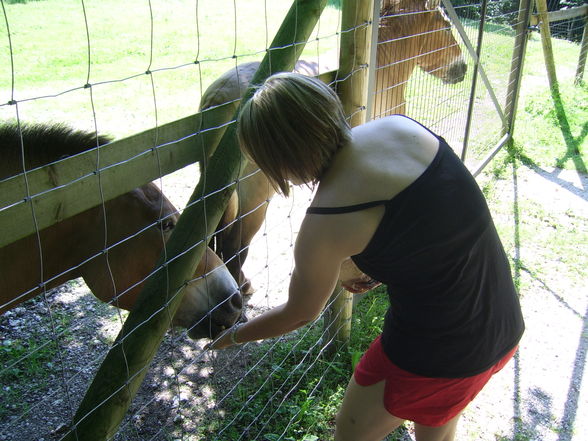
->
[[209, 72, 524, 441]]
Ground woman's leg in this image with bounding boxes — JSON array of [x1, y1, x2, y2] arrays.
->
[[335, 376, 406, 441], [414, 412, 461, 441]]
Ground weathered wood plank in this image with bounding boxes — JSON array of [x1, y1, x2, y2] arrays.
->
[[336, 0, 374, 127], [575, 15, 588, 85], [535, 0, 560, 92], [530, 5, 587, 26]]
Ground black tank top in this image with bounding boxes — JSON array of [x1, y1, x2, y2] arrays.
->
[[307, 123, 524, 378]]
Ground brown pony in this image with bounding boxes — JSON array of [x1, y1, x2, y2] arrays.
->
[[0, 122, 242, 339], [375, 0, 467, 117]]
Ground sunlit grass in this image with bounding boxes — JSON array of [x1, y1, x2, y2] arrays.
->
[[0, 0, 340, 138]]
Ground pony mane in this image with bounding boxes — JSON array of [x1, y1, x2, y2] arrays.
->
[[381, 0, 436, 13], [380, 0, 435, 39], [0, 122, 111, 180]]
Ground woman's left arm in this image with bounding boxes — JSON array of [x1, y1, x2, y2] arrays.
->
[[208, 214, 350, 349]]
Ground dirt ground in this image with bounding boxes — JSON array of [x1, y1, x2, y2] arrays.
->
[[1, 153, 587, 441], [455, 163, 587, 441]]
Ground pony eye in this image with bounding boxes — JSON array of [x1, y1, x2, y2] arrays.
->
[[160, 218, 175, 232]]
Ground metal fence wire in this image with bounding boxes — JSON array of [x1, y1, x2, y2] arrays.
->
[[0, 0, 585, 440]]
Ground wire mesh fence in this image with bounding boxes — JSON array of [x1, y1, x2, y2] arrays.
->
[[0, 0, 584, 440], [0, 1, 345, 439]]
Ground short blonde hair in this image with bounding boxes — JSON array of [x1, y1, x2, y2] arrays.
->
[[236, 72, 351, 196]]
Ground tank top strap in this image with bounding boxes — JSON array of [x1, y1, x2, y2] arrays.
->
[[306, 200, 388, 215]]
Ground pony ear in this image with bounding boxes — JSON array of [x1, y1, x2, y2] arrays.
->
[[425, 0, 441, 9]]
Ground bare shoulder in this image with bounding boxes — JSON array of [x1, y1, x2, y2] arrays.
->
[[314, 116, 439, 205], [353, 115, 439, 153]]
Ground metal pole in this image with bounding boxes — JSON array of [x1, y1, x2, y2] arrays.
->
[[471, 133, 511, 177], [443, 0, 506, 126], [461, 0, 488, 162]]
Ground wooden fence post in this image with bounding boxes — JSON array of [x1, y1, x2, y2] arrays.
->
[[323, 284, 353, 357], [323, 0, 374, 355], [337, 0, 375, 127], [63, 1, 328, 439], [575, 14, 588, 86], [535, 0, 560, 93]]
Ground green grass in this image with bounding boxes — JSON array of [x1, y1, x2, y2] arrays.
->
[[514, 81, 587, 171], [0, 308, 73, 419], [481, 75, 587, 194], [203, 326, 349, 439]]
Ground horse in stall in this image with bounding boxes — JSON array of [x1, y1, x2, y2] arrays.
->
[[0, 122, 242, 339], [375, 0, 467, 117]]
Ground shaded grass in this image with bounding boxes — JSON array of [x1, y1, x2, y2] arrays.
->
[[191, 289, 391, 441], [515, 81, 587, 172], [0, 302, 74, 419]]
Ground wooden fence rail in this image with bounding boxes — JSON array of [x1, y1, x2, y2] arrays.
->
[[530, 4, 587, 26], [530, 3, 588, 87], [0, 102, 234, 248]]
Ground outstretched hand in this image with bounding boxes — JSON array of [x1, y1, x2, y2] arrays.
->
[[205, 327, 235, 350]]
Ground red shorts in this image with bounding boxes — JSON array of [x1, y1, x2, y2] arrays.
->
[[354, 336, 517, 427]]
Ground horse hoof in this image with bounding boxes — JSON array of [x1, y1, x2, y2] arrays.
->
[[240, 280, 255, 297]]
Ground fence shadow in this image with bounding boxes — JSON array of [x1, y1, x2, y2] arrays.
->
[[508, 152, 587, 206], [556, 303, 588, 441], [507, 156, 587, 441], [509, 83, 587, 204], [550, 85, 588, 177]]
